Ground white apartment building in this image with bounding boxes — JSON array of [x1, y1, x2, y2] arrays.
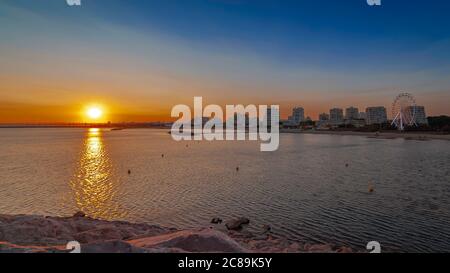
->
[[330, 108, 344, 125], [291, 107, 305, 124], [345, 107, 359, 120], [366, 107, 388, 125]]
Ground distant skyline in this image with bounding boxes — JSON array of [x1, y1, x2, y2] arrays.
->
[[1, 0, 450, 123]]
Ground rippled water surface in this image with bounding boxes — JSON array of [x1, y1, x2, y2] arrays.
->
[[0, 128, 449, 252]]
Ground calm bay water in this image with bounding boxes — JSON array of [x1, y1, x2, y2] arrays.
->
[[0, 128, 449, 252]]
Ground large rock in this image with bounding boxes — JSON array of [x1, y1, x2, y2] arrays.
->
[[305, 244, 334, 253], [130, 229, 249, 253], [80, 240, 148, 253], [73, 211, 86, 218], [225, 217, 250, 230], [0, 214, 168, 246], [0, 214, 248, 253], [0, 242, 66, 253]]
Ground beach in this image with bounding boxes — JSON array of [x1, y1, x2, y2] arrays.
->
[[0, 213, 353, 253]]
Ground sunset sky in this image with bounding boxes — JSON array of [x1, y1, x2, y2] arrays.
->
[[1, 0, 450, 123]]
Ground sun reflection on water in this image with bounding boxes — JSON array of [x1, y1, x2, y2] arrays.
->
[[70, 128, 125, 219]]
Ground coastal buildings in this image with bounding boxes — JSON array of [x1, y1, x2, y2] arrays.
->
[[330, 108, 344, 125], [284, 107, 304, 127], [344, 118, 366, 128], [316, 113, 330, 129], [282, 101, 427, 130], [319, 113, 330, 121], [330, 108, 344, 122], [345, 107, 359, 120], [287, 107, 305, 126], [292, 107, 305, 124], [366, 107, 388, 125], [359, 112, 367, 120], [407, 105, 428, 125]]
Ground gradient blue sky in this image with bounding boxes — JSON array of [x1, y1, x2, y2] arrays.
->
[[1, 0, 449, 122]]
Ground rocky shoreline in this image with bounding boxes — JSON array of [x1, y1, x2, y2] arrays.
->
[[0, 213, 354, 253]]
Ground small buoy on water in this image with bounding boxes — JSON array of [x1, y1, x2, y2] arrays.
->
[[161, 154, 164, 158], [236, 167, 240, 172], [128, 170, 131, 175], [369, 185, 374, 193], [345, 163, 349, 167]]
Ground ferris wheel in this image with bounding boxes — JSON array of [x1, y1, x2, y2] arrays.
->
[[391, 92, 417, 131]]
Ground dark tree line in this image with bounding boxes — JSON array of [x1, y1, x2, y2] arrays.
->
[[427, 116, 450, 132]]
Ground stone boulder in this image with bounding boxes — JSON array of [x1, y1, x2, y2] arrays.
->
[[225, 217, 250, 230], [129, 229, 249, 253]]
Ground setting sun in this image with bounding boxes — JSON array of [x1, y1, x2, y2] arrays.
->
[[86, 106, 103, 120]]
